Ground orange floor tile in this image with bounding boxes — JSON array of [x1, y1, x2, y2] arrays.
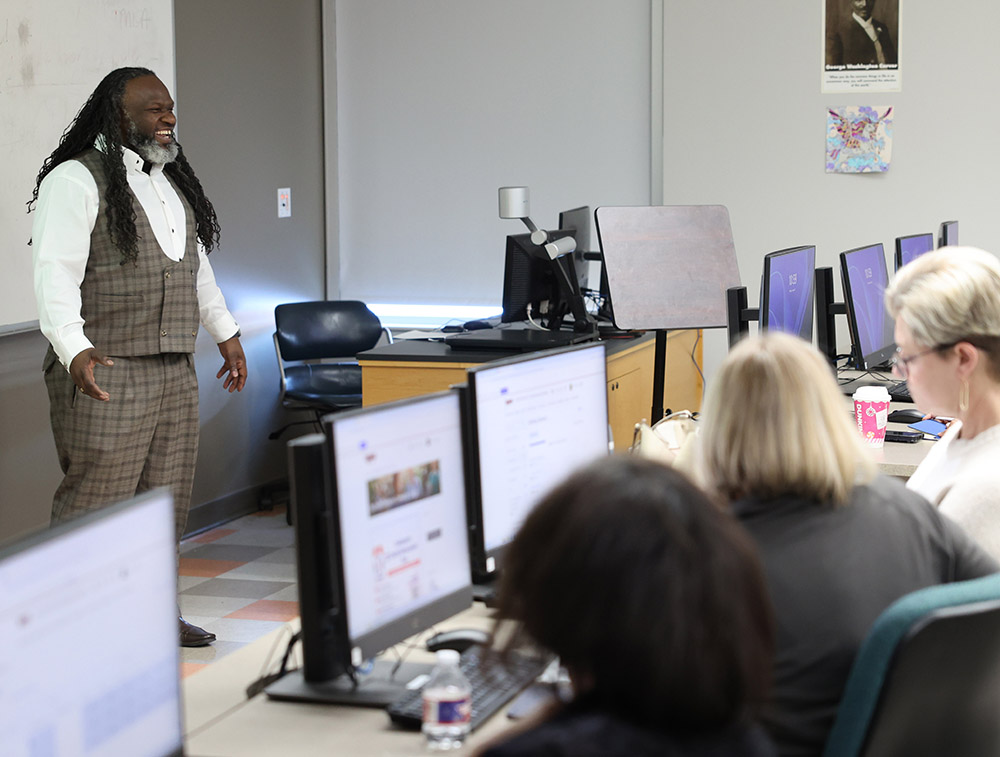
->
[[226, 599, 300, 622], [179, 557, 246, 577]]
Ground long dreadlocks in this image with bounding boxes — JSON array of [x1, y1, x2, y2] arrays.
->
[[27, 67, 221, 265]]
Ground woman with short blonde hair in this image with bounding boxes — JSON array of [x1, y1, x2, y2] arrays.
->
[[697, 332, 997, 756], [885, 247, 1000, 558]]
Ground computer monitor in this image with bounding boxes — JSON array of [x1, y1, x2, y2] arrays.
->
[[558, 206, 591, 261], [500, 231, 588, 331], [840, 243, 896, 370], [462, 342, 610, 585], [267, 391, 473, 707], [0, 490, 182, 757], [938, 220, 959, 248], [894, 233, 934, 271], [760, 245, 816, 340]]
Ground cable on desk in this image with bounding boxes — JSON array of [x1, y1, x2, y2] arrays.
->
[[245, 628, 302, 699], [689, 329, 705, 407]]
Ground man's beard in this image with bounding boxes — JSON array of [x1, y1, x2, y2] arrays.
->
[[125, 116, 179, 165]]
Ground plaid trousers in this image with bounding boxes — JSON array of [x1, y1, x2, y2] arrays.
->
[[45, 348, 199, 546]]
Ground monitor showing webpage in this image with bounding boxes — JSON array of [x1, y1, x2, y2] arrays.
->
[[330, 392, 471, 645], [0, 490, 182, 757], [471, 342, 609, 555]]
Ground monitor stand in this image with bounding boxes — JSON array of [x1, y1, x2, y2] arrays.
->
[[471, 579, 498, 607], [265, 659, 434, 707]]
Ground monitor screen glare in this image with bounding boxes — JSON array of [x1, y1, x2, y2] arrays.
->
[[841, 243, 896, 369], [939, 220, 959, 248], [0, 491, 182, 757], [329, 393, 471, 653], [471, 343, 610, 558], [896, 233, 934, 270], [761, 246, 816, 340]]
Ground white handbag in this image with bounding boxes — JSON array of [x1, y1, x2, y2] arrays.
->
[[630, 410, 699, 472]]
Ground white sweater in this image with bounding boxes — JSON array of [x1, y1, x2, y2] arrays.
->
[[907, 421, 1000, 561]]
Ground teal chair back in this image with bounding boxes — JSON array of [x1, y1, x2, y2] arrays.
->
[[823, 572, 1000, 757]]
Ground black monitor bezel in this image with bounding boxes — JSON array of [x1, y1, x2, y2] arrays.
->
[[840, 242, 896, 370], [760, 245, 816, 340], [321, 391, 473, 664], [462, 341, 609, 582], [894, 233, 934, 272]]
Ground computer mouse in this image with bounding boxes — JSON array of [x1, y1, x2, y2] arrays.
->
[[425, 628, 492, 653], [463, 319, 493, 331], [887, 408, 925, 424]]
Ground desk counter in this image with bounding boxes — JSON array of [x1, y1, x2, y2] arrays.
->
[[184, 606, 515, 757], [359, 330, 703, 451]]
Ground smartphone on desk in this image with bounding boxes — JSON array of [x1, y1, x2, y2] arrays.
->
[[885, 429, 924, 444], [908, 418, 948, 439]]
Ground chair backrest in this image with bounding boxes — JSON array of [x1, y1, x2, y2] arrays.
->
[[274, 300, 384, 361], [823, 572, 1000, 757]]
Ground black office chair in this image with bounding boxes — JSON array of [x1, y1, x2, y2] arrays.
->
[[270, 300, 391, 440], [822, 573, 1000, 757]]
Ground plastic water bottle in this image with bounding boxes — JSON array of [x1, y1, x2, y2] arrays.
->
[[422, 649, 471, 751]]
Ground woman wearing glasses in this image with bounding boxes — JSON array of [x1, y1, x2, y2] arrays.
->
[[885, 247, 1000, 559]]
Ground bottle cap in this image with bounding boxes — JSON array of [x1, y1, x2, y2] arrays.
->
[[435, 649, 460, 665]]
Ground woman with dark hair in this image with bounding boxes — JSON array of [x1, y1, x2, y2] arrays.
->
[[477, 456, 776, 757]]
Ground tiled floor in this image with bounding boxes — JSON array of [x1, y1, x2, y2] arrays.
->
[[178, 505, 299, 678]]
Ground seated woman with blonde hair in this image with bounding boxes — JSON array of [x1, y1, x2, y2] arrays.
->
[[885, 246, 1000, 559], [477, 456, 776, 757], [697, 332, 997, 757]]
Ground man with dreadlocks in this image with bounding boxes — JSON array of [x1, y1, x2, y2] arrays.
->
[[29, 67, 246, 647]]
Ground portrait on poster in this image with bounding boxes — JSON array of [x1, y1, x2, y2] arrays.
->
[[823, 0, 901, 93]]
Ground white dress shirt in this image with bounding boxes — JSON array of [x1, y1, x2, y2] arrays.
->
[[32, 145, 238, 369]]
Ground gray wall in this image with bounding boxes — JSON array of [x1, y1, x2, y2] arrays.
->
[[174, 0, 326, 531], [659, 0, 1000, 384], [0, 0, 326, 544], [332, 0, 653, 310]]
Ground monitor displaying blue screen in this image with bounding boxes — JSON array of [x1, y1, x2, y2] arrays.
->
[[895, 233, 934, 271], [841, 243, 896, 369], [760, 246, 815, 340]]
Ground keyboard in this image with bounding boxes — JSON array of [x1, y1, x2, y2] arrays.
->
[[386, 645, 551, 731], [888, 380, 913, 403]]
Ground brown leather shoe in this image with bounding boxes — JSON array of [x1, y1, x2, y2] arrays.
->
[[180, 617, 216, 647]]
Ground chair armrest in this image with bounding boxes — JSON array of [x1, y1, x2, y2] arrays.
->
[[273, 332, 288, 399]]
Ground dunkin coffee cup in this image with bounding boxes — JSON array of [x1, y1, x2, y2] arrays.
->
[[853, 385, 891, 448]]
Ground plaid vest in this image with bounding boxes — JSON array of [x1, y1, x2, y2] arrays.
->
[[76, 148, 200, 356]]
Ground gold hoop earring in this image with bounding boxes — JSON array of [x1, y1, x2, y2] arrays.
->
[[959, 380, 970, 413]]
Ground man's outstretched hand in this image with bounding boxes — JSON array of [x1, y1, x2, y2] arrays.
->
[[217, 336, 247, 392]]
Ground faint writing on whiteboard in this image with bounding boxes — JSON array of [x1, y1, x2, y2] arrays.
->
[[115, 7, 153, 31]]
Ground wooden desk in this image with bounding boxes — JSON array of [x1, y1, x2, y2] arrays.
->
[[359, 330, 703, 451], [184, 606, 517, 757]]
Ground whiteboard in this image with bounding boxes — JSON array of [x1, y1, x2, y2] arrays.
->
[[0, 1, 174, 332]]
